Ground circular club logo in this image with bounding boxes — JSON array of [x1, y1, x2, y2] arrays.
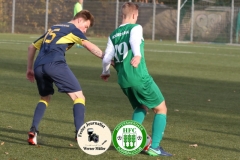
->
[[77, 120, 112, 155], [112, 120, 147, 156]]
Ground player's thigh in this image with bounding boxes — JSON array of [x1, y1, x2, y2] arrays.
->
[[43, 61, 82, 93], [34, 65, 54, 97], [134, 80, 164, 109], [121, 88, 141, 110]]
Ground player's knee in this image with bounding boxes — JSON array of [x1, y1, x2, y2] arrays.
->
[[68, 91, 85, 101], [40, 95, 51, 104], [75, 93, 85, 101], [152, 101, 167, 114]]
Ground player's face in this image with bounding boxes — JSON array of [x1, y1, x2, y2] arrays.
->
[[78, 19, 90, 33]]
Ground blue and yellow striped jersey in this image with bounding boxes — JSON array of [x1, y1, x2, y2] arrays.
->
[[33, 23, 87, 69]]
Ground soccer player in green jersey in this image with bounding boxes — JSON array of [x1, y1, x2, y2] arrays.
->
[[100, 2, 172, 157], [74, 0, 84, 48], [74, 0, 83, 17]]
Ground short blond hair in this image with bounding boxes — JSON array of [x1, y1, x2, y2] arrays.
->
[[121, 2, 139, 19]]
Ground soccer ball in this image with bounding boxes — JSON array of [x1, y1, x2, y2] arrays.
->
[[143, 135, 152, 152]]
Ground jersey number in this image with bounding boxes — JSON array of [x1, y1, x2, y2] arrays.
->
[[114, 42, 128, 63], [43, 28, 60, 43]]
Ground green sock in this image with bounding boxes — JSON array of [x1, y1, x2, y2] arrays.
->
[[132, 107, 146, 124], [151, 114, 167, 148]]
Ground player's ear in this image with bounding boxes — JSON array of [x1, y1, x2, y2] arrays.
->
[[132, 14, 135, 19], [79, 18, 85, 24]]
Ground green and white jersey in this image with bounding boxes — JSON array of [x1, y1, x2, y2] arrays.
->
[[102, 23, 151, 88]]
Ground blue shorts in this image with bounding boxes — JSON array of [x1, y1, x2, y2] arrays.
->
[[34, 61, 81, 96]]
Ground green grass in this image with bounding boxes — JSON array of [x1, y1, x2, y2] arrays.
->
[[0, 33, 240, 160]]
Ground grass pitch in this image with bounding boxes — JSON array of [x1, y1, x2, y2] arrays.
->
[[0, 34, 240, 160]]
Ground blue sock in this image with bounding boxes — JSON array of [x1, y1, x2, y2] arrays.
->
[[73, 99, 85, 131], [132, 107, 146, 124], [31, 101, 47, 130], [151, 114, 167, 148]]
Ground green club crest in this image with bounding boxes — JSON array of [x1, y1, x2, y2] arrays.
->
[[112, 120, 147, 156]]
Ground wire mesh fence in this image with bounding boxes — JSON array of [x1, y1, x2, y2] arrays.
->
[[1, 0, 240, 43], [0, 0, 177, 41], [177, 0, 240, 44]]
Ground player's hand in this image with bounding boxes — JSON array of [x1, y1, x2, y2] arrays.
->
[[131, 56, 141, 68], [26, 69, 35, 83], [100, 74, 110, 82]]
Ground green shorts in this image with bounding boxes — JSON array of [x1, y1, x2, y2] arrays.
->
[[121, 79, 164, 109]]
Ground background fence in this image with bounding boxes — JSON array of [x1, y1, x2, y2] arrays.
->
[[0, 0, 177, 41], [177, 0, 240, 44], [0, 0, 240, 43]]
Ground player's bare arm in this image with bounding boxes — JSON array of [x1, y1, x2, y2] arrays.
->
[[82, 40, 104, 59], [26, 44, 37, 82]]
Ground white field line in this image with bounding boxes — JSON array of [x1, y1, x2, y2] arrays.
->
[[151, 43, 240, 50], [146, 49, 239, 57], [2, 38, 240, 50], [147, 49, 195, 54], [0, 41, 23, 44], [0, 40, 239, 57], [88, 39, 240, 50], [1, 39, 240, 50], [0, 40, 32, 43]]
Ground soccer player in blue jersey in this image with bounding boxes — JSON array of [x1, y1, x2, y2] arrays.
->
[[100, 2, 172, 156], [26, 10, 104, 145]]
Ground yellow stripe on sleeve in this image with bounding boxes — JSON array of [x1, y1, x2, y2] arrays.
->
[[39, 100, 48, 107], [56, 33, 85, 45], [74, 98, 85, 106], [32, 38, 44, 50]]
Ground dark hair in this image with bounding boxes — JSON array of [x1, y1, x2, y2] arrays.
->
[[122, 2, 139, 18], [73, 10, 94, 27]]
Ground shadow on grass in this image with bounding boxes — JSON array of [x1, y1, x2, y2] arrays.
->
[[0, 110, 72, 125], [99, 145, 149, 155], [1, 56, 240, 156], [0, 127, 117, 152], [165, 137, 240, 153], [200, 128, 240, 137], [0, 127, 79, 149], [107, 145, 117, 151]]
